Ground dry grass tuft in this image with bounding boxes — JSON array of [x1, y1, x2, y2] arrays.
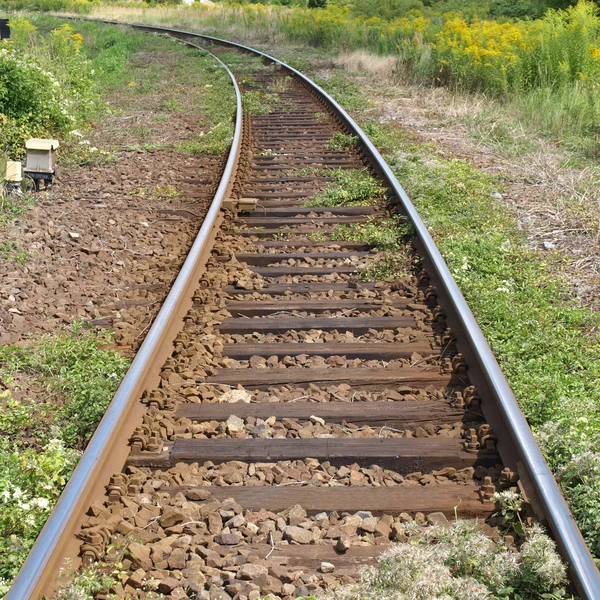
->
[[336, 50, 397, 81]]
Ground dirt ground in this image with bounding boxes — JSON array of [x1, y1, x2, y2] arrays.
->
[[0, 48, 226, 353]]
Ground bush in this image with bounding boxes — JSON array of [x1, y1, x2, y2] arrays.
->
[[0, 18, 98, 157], [0, 395, 81, 591]]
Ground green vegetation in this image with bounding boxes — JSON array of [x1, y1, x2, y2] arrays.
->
[[330, 215, 413, 250], [357, 252, 413, 282], [0, 325, 129, 592], [323, 520, 570, 600], [0, 242, 28, 263], [64, 0, 600, 155], [176, 51, 237, 155], [305, 168, 386, 207], [325, 132, 359, 151], [0, 16, 145, 164]]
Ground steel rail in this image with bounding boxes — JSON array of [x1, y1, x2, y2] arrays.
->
[[9, 20, 600, 600], [6, 39, 243, 600]]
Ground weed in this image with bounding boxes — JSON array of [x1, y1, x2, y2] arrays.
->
[[243, 90, 279, 115], [0, 324, 130, 449], [178, 121, 234, 156], [357, 251, 413, 282], [325, 132, 358, 151], [269, 74, 292, 93], [331, 215, 412, 251], [305, 169, 386, 208], [0, 242, 28, 263], [322, 520, 569, 600]]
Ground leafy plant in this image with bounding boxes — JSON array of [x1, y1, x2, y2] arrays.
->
[[305, 168, 387, 207], [325, 132, 359, 151], [0, 324, 130, 448]]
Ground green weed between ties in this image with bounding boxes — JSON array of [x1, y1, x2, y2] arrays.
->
[[325, 132, 359, 151], [331, 215, 413, 251], [304, 169, 387, 208]]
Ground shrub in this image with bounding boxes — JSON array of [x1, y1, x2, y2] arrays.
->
[[0, 18, 98, 157]]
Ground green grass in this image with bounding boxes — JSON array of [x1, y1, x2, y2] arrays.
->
[[0, 325, 129, 589], [325, 132, 359, 151], [0, 242, 28, 263], [330, 215, 413, 251], [304, 169, 387, 208]]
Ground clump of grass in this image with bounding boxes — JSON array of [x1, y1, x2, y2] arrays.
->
[[178, 121, 234, 156], [357, 251, 413, 282], [243, 90, 279, 115], [330, 215, 412, 250], [0, 324, 130, 449], [322, 521, 569, 600], [305, 169, 386, 207], [0, 241, 28, 263], [325, 132, 359, 151]]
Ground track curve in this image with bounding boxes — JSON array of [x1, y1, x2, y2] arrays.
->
[[7, 21, 600, 600]]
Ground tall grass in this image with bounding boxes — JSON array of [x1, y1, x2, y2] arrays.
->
[[74, 0, 600, 153]]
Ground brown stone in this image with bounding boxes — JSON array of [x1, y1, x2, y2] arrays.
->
[[214, 532, 240, 545], [158, 577, 181, 594], [168, 547, 187, 570], [238, 563, 269, 581], [127, 542, 152, 570], [284, 525, 313, 544]]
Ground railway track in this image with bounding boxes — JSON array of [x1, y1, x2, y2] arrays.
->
[[7, 23, 600, 600]]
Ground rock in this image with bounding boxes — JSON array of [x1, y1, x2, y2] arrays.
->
[[309, 415, 325, 426], [320, 562, 335, 573], [238, 563, 269, 580], [359, 517, 378, 533], [225, 513, 246, 528], [126, 568, 147, 589], [185, 488, 212, 501], [287, 504, 307, 526], [214, 532, 240, 545], [335, 535, 351, 554], [219, 389, 252, 403], [127, 542, 152, 570], [158, 577, 181, 594], [68, 231, 80, 239], [187, 571, 207, 592], [168, 547, 187, 570], [284, 525, 313, 544], [427, 512, 450, 529], [226, 415, 245, 434], [160, 507, 186, 528]]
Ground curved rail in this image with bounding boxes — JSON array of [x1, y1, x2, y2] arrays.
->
[[9, 21, 600, 600], [6, 40, 243, 600]]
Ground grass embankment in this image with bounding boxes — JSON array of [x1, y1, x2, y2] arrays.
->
[[0, 16, 237, 594]]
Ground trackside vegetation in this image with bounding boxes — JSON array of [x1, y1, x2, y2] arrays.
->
[[56, 0, 600, 156]]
